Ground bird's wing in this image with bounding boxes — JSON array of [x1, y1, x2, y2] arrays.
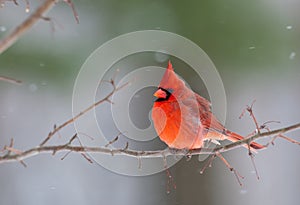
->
[[194, 94, 226, 134]]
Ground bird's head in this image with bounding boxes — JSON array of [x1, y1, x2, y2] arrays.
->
[[153, 60, 186, 102]]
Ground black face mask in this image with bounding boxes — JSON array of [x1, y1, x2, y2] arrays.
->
[[154, 87, 172, 102]]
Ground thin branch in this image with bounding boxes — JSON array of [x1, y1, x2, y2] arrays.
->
[[215, 152, 244, 186], [63, 0, 79, 24], [199, 154, 216, 174], [1, 122, 300, 165], [0, 0, 56, 54], [0, 0, 79, 54], [239, 100, 261, 134], [214, 122, 300, 153], [39, 80, 129, 146], [0, 76, 22, 85]]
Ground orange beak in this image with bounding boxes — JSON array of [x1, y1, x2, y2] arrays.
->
[[153, 88, 167, 99]]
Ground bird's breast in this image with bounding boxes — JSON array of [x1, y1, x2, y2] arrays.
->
[[152, 100, 204, 149]]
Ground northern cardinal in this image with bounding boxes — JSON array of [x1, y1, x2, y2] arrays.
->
[[152, 61, 264, 150]]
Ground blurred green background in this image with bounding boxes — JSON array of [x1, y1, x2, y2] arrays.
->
[[0, 0, 300, 204]]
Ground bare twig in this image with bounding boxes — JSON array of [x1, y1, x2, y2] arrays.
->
[[214, 122, 300, 153], [63, 0, 79, 24], [0, 76, 22, 85], [3, 138, 27, 167], [277, 134, 300, 146], [39, 80, 129, 146], [247, 144, 259, 180], [60, 150, 72, 160], [199, 154, 216, 174], [239, 100, 261, 134], [80, 153, 93, 163], [3, 138, 14, 156], [216, 152, 244, 186], [0, 0, 56, 54], [105, 136, 119, 148], [0, 0, 79, 54]]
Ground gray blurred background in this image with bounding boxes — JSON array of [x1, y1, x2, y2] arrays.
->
[[0, 0, 300, 204]]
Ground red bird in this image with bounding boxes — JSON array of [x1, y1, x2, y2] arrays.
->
[[152, 61, 264, 150]]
